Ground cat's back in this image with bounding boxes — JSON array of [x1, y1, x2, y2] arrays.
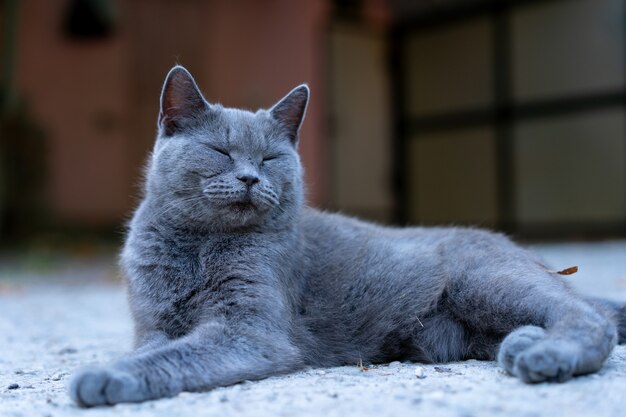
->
[[297, 207, 453, 299], [299, 207, 519, 259], [296, 207, 527, 297], [299, 207, 456, 258]]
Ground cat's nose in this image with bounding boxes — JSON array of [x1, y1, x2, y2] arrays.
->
[[237, 175, 259, 187]]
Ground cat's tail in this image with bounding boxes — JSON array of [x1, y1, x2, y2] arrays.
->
[[585, 296, 626, 344]]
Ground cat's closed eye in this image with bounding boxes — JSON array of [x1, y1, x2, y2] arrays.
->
[[203, 144, 231, 159], [262, 155, 281, 164]]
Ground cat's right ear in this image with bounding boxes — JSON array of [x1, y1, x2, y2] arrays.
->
[[158, 65, 209, 136]]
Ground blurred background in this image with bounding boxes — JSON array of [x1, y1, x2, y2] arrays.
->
[[2, 3, 626, 405], [1, 0, 625, 256], [2, 4, 626, 406]]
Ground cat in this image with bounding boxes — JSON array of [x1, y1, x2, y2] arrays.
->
[[69, 65, 626, 407]]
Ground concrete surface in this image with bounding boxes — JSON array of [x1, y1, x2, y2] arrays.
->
[[1, 240, 625, 417]]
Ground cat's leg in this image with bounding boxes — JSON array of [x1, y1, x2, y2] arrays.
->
[[442, 232, 618, 383], [466, 281, 618, 382], [133, 330, 170, 353], [460, 286, 617, 382], [497, 300, 617, 382], [583, 296, 626, 344], [69, 321, 302, 407]]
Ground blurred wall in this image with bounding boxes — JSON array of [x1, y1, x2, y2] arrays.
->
[[12, 0, 329, 229], [15, 0, 132, 227], [393, 0, 626, 236], [6, 0, 626, 240], [328, 22, 393, 222]]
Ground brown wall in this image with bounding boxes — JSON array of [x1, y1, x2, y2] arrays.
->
[[14, 0, 329, 228], [16, 0, 133, 225]]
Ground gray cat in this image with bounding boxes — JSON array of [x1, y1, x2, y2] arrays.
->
[[69, 65, 626, 407]]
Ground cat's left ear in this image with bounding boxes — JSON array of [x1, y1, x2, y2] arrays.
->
[[270, 84, 309, 144]]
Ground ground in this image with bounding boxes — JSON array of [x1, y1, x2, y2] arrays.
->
[[1, 240, 626, 417]]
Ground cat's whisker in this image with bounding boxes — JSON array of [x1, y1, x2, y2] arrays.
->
[[254, 187, 280, 206], [142, 195, 208, 224]]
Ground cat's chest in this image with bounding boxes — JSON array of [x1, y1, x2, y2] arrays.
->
[[131, 237, 262, 336], [197, 235, 268, 277], [159, 235, 274, 306]]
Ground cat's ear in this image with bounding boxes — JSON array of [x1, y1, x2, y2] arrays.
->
[[158, 65, 209, 136], [270, 84, 309, 144]]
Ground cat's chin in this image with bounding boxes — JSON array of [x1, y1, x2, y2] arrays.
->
[[225, 202, 260, 219], [209, 201, 270, 229]]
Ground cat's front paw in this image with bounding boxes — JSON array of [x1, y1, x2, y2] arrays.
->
[[69, 367, 147, 407], [513, 340, 579, 383]]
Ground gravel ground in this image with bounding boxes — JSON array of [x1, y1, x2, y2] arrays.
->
[[1, 241, 626, 417]]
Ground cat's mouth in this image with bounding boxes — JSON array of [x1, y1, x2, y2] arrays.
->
[[204, 186, 276, 215], [229, 201, 257, 212]]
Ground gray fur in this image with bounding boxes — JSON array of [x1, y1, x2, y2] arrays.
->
[[69, 65, 626, 407]]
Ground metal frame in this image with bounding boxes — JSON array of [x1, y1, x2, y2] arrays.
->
[[390, 0, 626, 237]]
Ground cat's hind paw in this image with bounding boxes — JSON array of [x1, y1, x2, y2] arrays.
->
[[497, 325, 546, 375], [512, 340, 579, 383], [69, 367, 146, 407]]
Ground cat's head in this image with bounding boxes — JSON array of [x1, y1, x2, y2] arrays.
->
[[144, 65, 308, 230]]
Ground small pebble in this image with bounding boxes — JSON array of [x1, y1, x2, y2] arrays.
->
[[51, 372, 68, 381], [8, 383, 19, 390], [388, 361, 402, 368], [414, 366, 426, 379], [434, 366, 452, 373], [14, 369, 36, 375]]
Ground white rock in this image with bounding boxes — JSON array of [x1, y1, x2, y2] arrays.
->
[[414, 367, 426, 379]]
